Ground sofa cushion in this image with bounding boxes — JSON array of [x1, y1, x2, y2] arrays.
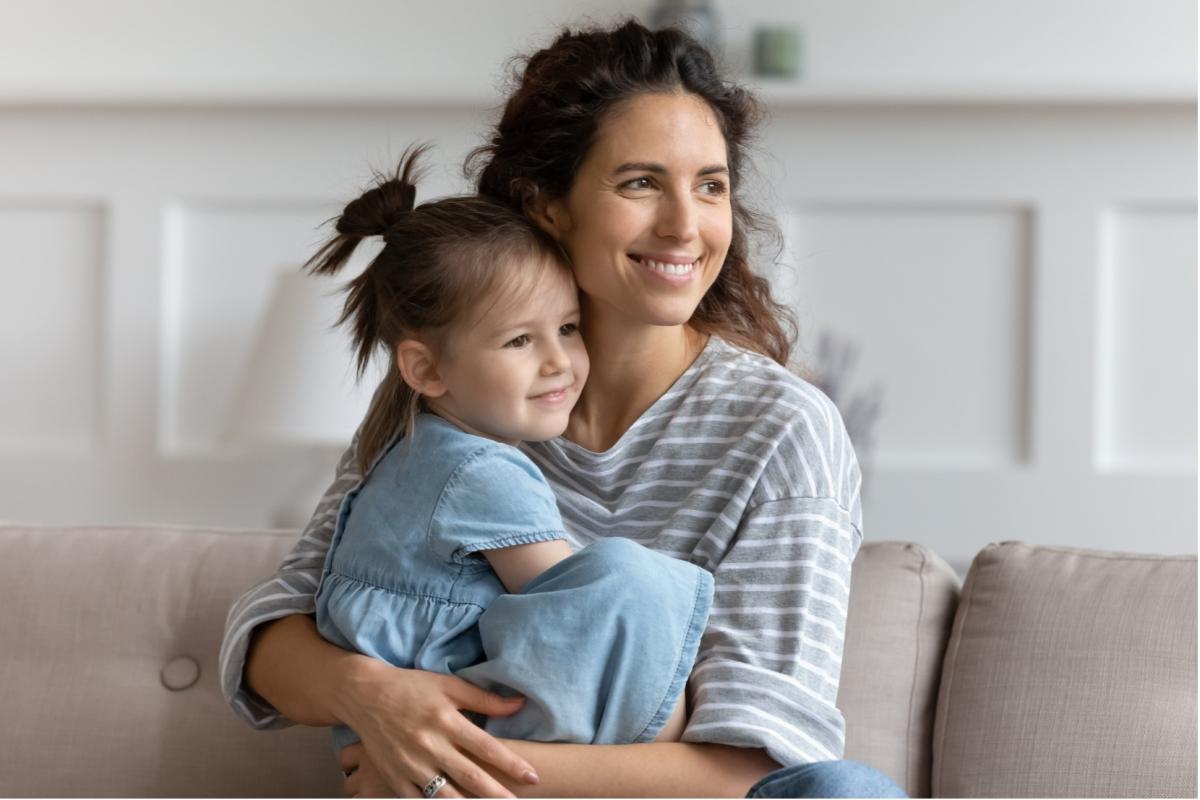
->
[[838, 540, 961, 798], [0, 523, 342, 797], [932, 541, 1197, 798]]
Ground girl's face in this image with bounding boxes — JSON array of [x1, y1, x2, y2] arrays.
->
[[544, 91, 734, 327], [426, 260, 589, 444]]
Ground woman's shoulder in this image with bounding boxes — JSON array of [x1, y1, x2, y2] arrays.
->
[[700, 337, 859, 504], [700, 337, 843, 427]]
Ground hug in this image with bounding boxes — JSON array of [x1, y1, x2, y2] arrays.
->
[[220, 18, 904, 799]]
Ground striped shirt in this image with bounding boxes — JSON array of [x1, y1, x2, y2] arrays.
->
[[219, 336, 863, 767]]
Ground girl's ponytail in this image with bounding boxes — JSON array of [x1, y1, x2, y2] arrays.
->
[[303, 145, 428, 383], [305, 143, 428, 278]]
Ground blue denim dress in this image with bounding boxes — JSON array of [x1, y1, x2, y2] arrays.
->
[[315, 413, 713, 753]]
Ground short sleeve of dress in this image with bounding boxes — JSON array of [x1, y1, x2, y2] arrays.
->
[[427, 444, 567, 565]]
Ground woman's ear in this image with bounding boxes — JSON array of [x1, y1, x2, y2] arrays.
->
[[526, 195, 573, 240], [394, 340, 447, 398]]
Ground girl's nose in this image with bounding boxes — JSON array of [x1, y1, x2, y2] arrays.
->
[[541, 341, 571, 375]]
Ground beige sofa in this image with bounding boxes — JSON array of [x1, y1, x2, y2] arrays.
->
[[0, 523, 1195, 798]]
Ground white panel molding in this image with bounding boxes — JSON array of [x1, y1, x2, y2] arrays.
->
[[777, 201, 1033, 472], [0, 200, 105, 455], [1094, 204, 1198, 473]]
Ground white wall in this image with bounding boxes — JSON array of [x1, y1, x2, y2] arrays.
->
[[0, 0, 1194, 574], [0, 0, 1193, 102]]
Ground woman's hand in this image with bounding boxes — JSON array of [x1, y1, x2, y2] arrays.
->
[[335, 659, 538, 798], [340, 744, 391, 797]]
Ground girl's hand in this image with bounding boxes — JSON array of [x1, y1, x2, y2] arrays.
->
[[336, 660, 538, 798]]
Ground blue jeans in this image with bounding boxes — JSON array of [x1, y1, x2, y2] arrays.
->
[[746, 760, 907, 798]]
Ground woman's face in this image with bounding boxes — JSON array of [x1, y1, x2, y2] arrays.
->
[[545, 91, 733, 328]]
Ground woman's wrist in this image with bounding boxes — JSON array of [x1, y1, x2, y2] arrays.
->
[[246, 614, 382, 727], [331, 651, 398, 728]]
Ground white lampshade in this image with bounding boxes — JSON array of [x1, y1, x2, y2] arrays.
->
[[224, 270, 385, 447]]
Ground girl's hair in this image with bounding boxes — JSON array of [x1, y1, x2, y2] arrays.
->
[[467, 18, 795, 365], [306, 145, 569, 472]]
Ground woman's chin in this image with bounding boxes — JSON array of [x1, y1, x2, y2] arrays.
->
[[642, 302, 704, 328]]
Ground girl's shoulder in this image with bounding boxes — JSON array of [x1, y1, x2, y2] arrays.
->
[[371, 413, 543, 493]]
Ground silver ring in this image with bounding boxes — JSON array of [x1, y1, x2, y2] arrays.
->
[[422, 774, 448, 798]]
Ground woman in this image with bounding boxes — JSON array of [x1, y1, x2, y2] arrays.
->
[[219, 19, 906, 799]]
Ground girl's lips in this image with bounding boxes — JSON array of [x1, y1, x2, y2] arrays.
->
[[531, 388, 569, 405]]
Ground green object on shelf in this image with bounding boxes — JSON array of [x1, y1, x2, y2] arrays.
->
[[753, 26, 801, 79]]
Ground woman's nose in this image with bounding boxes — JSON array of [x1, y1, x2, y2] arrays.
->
[[655, 190, 699, 242]]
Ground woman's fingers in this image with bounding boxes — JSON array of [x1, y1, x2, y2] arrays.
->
[[452, 715, 539, 787], [339, 743, 395, 798], [440, 674, 525, 717], [438, 746, 517, 799], [338, 742, 365, 774]]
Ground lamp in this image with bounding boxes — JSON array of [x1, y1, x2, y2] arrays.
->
[[225, 269, 385, 526]]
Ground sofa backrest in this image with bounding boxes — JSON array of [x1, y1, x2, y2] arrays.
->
[[838, 540, 961, 797], [931, 541, 1197, 798], [0, 523, 342, 797]]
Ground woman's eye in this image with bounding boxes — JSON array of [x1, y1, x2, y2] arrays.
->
[[504, 334, 531, 348], [700, 179, 728, 196], [621, 176, 655, 191], [559, 323, 579, 336]]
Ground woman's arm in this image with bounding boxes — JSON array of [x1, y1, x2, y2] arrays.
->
[[248, 613, 543, 798], [245, 613, 366, 726], [342, 739, 779, 798], [495, 740, 779, 798]]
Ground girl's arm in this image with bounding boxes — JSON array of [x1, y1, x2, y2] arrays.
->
[[483, 540, 574, 593]]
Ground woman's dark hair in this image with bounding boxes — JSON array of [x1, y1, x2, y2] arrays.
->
[[306, 145, 569, 472], [467, 18, 795, 365]]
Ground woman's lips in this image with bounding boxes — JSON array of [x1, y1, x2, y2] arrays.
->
[[629, 254, 700, 284]]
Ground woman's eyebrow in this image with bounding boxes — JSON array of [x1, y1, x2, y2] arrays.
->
[[613, 161, 729, 176]]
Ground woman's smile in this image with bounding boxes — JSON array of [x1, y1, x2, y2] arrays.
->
[[545, 90, 733, 327], [628, 253, 701, 285]]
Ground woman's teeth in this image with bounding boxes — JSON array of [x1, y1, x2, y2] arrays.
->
[[639, 258, 698, 275]]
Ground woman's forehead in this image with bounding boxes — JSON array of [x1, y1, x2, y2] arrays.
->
[[587, 91, 727, 171]]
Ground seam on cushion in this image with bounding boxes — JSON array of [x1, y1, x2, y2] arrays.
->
[[933, 552, 976, 797], [999, 541, 1193, 562], [905, 544, 927, 795]]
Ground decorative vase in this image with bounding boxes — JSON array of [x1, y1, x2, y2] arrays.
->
[[649, 0, 721, 56]]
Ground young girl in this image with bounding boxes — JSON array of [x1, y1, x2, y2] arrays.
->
[[306, 148, 714, 759]]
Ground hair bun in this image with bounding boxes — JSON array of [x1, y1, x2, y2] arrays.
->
[[335, 144, 430, 238]]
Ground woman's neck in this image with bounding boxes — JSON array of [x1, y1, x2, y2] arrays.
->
[[565, 306, 709, 452]]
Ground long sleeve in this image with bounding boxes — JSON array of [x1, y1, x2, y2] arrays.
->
[[218, 439, 362, 728]]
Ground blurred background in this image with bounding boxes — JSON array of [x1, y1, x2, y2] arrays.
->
[[0, 0, 1194, 575]]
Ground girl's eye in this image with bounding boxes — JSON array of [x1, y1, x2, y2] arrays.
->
[[504, 334, 531, 348], [559, 323, 579, 336]]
